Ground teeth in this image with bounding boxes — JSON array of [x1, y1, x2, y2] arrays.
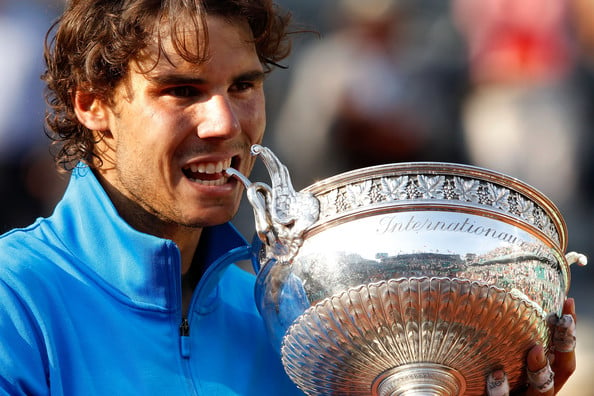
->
[[194, 178, 227, 186], [197, 159, 231, 174], [183, 158, 233, 185]]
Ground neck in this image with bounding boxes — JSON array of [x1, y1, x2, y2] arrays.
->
[[177, 231, 201, 275], [93, 169, 202, 274]]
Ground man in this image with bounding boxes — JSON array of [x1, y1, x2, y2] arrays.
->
[[0, 0, 301, 394], [0, 0, 577, 395]]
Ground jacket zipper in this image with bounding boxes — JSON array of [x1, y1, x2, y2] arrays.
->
[[179, 316, 191, 358]]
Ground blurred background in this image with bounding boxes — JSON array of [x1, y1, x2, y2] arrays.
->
[[2, 0, 592, 394]]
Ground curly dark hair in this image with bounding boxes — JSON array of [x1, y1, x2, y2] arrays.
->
[[43, 0, 293, 171]]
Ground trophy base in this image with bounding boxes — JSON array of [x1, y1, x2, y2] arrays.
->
[[281, 277, 549, 395], [372, 363, 465, 395]]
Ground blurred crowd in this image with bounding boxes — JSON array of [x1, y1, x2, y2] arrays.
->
[[2, 0, 593, 392], [0, 0, 67, 233]]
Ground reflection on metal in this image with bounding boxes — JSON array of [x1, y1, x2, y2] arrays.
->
[[283, 278, 546, 395], [233, 146, 586, 395]]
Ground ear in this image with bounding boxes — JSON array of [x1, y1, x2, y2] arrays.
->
[[73, 89, 111, 132]]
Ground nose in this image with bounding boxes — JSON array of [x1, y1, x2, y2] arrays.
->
[[196, 94, 241, 139]]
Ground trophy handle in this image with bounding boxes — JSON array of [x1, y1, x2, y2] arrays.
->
[[226, 145, 320, 261], [565, 251, 588, 266]]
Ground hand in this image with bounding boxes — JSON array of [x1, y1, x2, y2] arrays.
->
[[487, 298, 577, 395]]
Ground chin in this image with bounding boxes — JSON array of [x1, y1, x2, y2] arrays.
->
[[184, 207, 237, 228]]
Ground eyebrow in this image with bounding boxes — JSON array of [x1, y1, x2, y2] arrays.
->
[[147, 70, 266, 86]]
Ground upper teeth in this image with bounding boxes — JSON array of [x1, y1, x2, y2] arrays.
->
[[188, 158, 232, 174]]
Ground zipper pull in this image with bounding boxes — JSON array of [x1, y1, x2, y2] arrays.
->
[[179, 317, 191, 359]]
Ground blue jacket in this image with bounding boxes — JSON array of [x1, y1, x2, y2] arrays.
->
[[0, 166, 304, 395]]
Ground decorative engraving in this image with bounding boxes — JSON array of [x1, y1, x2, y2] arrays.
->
[[346, 180, 373, 208], [452, 177, 480, 203], [380, 175, 409, 201], [417, 174, 446, 199], [314, 173, 561, 245]]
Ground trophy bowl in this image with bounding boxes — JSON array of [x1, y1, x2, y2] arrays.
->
[[228, 145, 582, 395]]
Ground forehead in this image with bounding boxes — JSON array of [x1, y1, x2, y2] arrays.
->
[[137, 15, 257, 74]]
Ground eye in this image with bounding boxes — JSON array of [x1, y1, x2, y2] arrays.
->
[[230, 81, 255, 93], [164, 86, 201, 98]]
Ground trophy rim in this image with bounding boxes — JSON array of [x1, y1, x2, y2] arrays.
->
[[302, 161, 568, 253]]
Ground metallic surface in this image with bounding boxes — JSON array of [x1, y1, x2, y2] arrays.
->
[[235, 146, 574, 395]]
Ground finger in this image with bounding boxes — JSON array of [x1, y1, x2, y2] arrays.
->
[[550, 298, 577, 390], [526, 344, 554, 395], [486, 370, 509, 396], [563, 297, 577, 323]]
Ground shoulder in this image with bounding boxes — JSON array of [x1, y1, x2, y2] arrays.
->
[[0, 220, 70, 299], [0, 224, 44, 275]]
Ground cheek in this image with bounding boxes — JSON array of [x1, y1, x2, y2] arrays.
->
[[136, 112, 186, 151], [241, 96, 266, 142]]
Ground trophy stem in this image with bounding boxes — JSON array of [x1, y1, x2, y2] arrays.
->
[[372, 363, 466, 396]]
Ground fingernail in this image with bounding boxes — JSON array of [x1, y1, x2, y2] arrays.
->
[[531, 344, 547, 367], [492, 369, 505, 381], [566, 297, 575, 315]]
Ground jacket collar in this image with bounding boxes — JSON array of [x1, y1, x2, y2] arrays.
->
[[48, 164, 251, 312]]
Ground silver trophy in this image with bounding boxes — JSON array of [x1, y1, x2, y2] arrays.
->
[[226, 145, 586, 395]]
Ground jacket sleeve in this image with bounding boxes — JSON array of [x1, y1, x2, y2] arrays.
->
[[0, 280, 49, 395]]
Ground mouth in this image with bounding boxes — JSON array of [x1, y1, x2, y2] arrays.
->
[[182, 157, 235, 186]]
